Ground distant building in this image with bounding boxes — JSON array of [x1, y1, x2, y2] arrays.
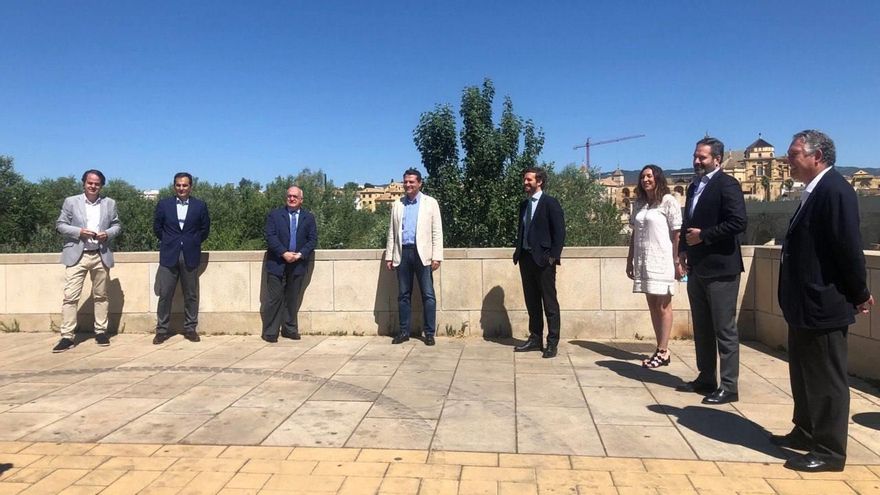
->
[[850, 170, 880, 196], [142, 189, 160, 200], [355, 180, 404, 211]]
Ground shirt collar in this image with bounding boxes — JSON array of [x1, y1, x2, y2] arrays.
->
[[804, 166, 833, 194], [403, 192, 421, 205], [530, 190, 543, 201], [287, 207, 300, 214], [176, 197, 189, 205], [83, 194, 101, 205]]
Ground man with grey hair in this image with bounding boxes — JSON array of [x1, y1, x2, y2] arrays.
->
[[774, 129, 873, 472]]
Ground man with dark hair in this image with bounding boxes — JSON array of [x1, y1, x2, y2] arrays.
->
[[261, 186, 317, 343], [513, 167, 565, 358], [385, 168, 444, 345], [53, 169, 122, 352], [774, 130, 873, 472], [677, 137, 747, 404], [152, 172, 211, 344]]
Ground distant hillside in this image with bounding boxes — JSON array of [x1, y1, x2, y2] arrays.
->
[[602, 166, 880, 184]]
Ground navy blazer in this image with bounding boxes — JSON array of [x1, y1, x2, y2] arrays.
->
[[264, 207, 318, 277], [679, 171, 746, 278], [153, 196, 211, 269], [513, 193, 565, 267], [779, 168, 870, 329]]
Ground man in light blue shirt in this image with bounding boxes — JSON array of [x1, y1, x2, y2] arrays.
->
[[385, 169, 444, 345]]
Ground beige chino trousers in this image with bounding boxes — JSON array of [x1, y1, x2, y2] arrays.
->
[[60, 251, 109, 339]]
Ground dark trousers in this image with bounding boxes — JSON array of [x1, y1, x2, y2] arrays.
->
[[687, 273, 740, 392], [518, 253, 560, 348], [156, 252, 200, 335], [397, 246, 436, 337], [788, 324, 849, 464], [261, 265, 305, 337]]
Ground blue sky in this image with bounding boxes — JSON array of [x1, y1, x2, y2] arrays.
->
[[2, 0, 878, 189]]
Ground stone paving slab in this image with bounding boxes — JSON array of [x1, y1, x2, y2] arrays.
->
[[1, 333, 880, 493]]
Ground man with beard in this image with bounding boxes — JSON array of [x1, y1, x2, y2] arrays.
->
[[677, 137, 747, 404]]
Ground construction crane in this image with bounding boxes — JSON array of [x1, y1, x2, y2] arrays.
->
[[574, 134, 646, 169]]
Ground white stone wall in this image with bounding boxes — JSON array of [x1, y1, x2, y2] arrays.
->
[[0, 248, 758, 342], [751, 246, 880, 379]]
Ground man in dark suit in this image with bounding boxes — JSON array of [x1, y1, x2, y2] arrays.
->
[[261, 186, 318, 343], [513, 167, 566, 358], [677, 137, 747, 405], [774, 130, 873, 472], [152, 172, 211, 344]]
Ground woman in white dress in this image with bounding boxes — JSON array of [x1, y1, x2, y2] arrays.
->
[[626, 165, 682, 368]]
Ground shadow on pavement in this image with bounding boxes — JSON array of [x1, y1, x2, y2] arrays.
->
[[569, 340, 655, 361], [649, 404, 787, 460], [595, 359, 686, 388], [853, 412, 880, 431]]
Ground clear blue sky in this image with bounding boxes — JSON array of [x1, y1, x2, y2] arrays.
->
[[2, 0, 878, 189]]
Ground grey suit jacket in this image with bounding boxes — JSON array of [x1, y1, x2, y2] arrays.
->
[[56, 194, 122, 267]]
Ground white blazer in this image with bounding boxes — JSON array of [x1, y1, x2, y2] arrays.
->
[[385, 193, 444, 267]]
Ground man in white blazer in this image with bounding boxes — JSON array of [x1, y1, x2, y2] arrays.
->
[[385, 168, 444, 345], [53, 169, 122, 352]]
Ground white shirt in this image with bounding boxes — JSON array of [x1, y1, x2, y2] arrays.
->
[[791, 166, 833, 225], [83, 195, 101, 251], [176, 198, 189, 230], [689, 166, 721, 217]]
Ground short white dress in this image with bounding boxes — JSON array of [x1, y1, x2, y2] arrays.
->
[[630, 194, 682, 295]]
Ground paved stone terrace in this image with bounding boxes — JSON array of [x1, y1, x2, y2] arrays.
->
[[1, 333, 880, 494]]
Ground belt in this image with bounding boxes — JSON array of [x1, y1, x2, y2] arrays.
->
[[402, 245, 416, 249]]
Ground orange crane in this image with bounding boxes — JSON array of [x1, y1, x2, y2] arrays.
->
[[574, 134, 645, 169]]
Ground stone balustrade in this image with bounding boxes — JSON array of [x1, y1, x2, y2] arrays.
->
[[1, 247, 878, 377]]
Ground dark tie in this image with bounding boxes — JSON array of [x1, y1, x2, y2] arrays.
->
[[289, 211, 298, 252]]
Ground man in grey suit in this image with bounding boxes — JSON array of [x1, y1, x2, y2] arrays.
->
[[53, 169, 122, 352]]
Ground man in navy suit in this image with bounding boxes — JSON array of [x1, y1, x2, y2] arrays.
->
[[774, 130, 873, 472], [260, 186, 318, 343], [513, 167, 566, 358], [152, 172, 211, 344], [677, 137, 747, 405]]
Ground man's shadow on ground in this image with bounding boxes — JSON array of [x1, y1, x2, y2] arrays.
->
[[572, 340, 788, 459], [649, 404, 788, 460]]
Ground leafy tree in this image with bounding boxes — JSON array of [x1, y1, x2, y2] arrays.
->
[[548, 165, 624, 246], [414, 78, 546, 247]]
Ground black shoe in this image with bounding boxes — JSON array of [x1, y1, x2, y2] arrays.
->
[[702, 389, 738, 405], [675, 380, 716, 394], [152, 333, 170, 345], [262, 334, 278, 343], [392, 335, 410, 344], [52, 338, 76, 353], [281, 330, 301, 340], [184, 331, 200, 342], [784, 453, 844, 472], [542, 346, 557, 359], [514, 340, 543, 352], [770, 430, 812, 451], [95, 333, 110, 346], [425, 335, 435, 346]]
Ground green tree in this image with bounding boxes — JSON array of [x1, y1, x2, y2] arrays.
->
[[413, 78, 546, 247], [761, 175, 771, 202], [548, 165, 624, 246]]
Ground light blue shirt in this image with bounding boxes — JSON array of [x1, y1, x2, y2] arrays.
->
[[402, 193, 420, 246], [522, 190, 542, 248], [176, 197, 189, 230], [689, 167, 720, 217]]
